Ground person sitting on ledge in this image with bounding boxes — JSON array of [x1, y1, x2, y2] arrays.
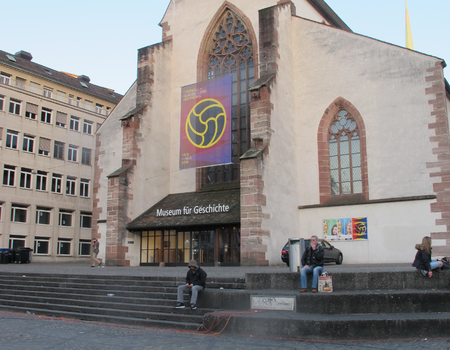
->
[[412, 236, 443, 278], [175, 260, 207, 310], [300, 235, 324, 293]]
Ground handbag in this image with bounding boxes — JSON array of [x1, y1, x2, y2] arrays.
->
[[318, 271, 333, 292]]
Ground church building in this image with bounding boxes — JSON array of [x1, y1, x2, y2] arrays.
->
[[94, 0, 450, 266]]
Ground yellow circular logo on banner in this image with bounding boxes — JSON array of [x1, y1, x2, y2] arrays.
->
[[186, 99, 227, 149]]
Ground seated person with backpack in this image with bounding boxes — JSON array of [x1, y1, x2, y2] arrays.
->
[[175, 260, 207, 310]]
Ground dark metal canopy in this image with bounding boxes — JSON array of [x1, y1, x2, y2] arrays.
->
[[126, 189, 240, 230]]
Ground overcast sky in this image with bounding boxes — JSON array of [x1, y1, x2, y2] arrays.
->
[[2, 0, 448, 95]]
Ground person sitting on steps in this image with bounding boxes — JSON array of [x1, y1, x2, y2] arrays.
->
[[412, 236, 443, 278], [300, 235, 324, 293], [175, 260, 207, 310]]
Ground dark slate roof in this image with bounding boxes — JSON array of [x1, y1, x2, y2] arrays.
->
[[0, 50, 122, 104], [307, 0, 352, 32], [126, 189, 240, 230]]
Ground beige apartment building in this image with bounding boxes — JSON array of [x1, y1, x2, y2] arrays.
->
[[0, 49, 122, 261]]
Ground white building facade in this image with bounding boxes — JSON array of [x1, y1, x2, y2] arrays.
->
[[94, 0, 450, 266]]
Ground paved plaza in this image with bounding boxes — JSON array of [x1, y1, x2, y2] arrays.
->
[[0, 311, 449, 350]]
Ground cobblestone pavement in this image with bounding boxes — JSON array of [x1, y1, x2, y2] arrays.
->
[[0, 311, 449, 350]]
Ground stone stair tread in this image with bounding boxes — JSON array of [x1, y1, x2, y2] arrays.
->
[[225, 310, 450, 321], [0, 305, 203, 330], [0, 297, 205, 323], [0, 293, 218, 313]]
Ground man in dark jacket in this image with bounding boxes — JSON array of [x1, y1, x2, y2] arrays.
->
[[175, 260, 207, 310], [300, 235, 324, 293]]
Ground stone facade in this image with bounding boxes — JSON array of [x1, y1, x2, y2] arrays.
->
[[94, 0, 450, 266]]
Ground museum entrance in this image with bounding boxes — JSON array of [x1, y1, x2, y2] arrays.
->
[[140, 225, 240, 266]]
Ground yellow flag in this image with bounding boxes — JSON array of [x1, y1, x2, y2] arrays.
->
[[405, 0, 414, 50]]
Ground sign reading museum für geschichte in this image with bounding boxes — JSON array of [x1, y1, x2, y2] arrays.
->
[[156, 204, 230, 217]]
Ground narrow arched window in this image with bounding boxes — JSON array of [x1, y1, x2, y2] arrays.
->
[[329, 110, 362, 195], [202, 10, 255, 185]]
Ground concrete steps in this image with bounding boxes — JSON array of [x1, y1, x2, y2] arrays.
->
[[205, 269, 450, 340], [0, 272, 244, 330]]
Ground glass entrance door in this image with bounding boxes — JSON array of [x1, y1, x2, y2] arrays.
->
[[192, 229, 215, 264], [140, 226, 240, 266]]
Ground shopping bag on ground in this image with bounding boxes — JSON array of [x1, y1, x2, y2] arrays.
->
[[318, 272, 333, 292]]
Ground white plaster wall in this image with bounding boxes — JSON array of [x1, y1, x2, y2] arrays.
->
[[292, 18, 441, 204], [261, 5, 302, 264], [298, 199, 443, 263]]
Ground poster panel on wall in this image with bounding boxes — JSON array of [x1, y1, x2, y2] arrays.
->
[[323, 217, 368, 241], [352, 217, 368, 240], [179, 75, 232, 170]]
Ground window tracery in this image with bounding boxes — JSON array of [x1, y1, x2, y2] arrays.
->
[[204, 10, 255, 184]]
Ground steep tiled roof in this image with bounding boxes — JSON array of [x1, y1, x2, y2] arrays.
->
[[0, 50, 122, 104]]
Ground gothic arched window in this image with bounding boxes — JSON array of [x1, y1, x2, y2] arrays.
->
[[329, 110, 362, 195], [201, 9, 255, 185]]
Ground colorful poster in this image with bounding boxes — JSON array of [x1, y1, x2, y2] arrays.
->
[[339, 218, 353, 241], [352, 217, 368, 240], [323, 219, 339, 241], [179, 76, 232, 170], [323, 217, 368, 241]]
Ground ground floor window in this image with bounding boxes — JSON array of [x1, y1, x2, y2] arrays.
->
[[9, 235, 26, 249], [58, 238, 71, 255], [34, 237, 49, 255], [78, 239, 91, 256], [140, 226, 240, 266]]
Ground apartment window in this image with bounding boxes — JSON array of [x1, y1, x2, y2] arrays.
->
[[19, 168, 32, 189], [95, 104, 103, 114], [80, 212, 92, 228], [43, 87, 52, 98], [83, 120, 93, 135], [81, 148, 91, 165], [79, 239, 91, 256], [6, 130, 19, 149], [9, 235, 26, 249], [58, 238, 71, 255], [38, 137, 51, 156], [51, 173, 62, 193], [68, 95, 74, 105], [36, 171, 48, 191], [15, 77, 26, 89], [80, 179, 90, 198], [11, 205, 27, 223], [69, 116, 80, 131], [66, 177, 76, 196], [25, 103, 38, 119], [3, 165, 16, 186], [34, 237, 49, 254], [22, 134, 35, 153], [106, 107, 111, 116], [55, 111, 67, 128], [41, 107, 52, 124], [59, 210, 73, 227], [0, 73, 11, 85], [76, 97, 81, 107], [54, 141, 64, 160], [30, 81, 40, 94], [36, 207, 51, 225], [9, 99, 21, 115], [0, 95, 4, 111], [68, 145, 78, 162]]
